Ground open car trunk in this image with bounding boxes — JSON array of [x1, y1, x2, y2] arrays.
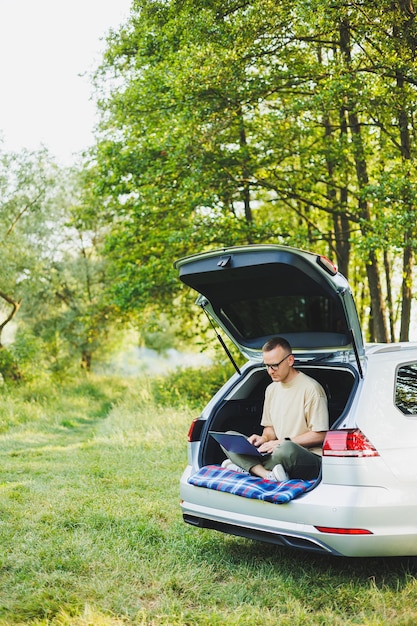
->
[[196, 362, 358, 469], [175, 244, 365, 365]]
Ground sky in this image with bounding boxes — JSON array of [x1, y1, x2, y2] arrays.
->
[[0, 0, 133, 165]]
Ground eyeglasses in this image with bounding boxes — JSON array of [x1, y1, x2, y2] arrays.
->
[[263, 354, 292, 371]]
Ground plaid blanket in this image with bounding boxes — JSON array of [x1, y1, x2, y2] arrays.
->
[[188, 465, 315, 504]]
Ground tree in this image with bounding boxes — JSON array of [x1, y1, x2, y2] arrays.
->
[[22, 167, 119, 373], [89, 0, 417, 341], [0, 146, 117, 377], [0, 146, 60, 377]]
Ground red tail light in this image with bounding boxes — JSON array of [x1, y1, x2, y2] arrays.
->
[[187, 418, 204, 443], [315, 526, 372, 535], [187, 419, 198, 442], [323, 429, 379, 457]]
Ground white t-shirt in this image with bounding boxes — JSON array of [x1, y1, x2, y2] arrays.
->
[[261, 371, 329, 455]]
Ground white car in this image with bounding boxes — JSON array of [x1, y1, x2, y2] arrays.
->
[[175, 244, 417, 559]]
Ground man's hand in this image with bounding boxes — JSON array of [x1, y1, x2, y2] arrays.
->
[[247, 434, 265, 447], [258, 439, 280, 454], [248, 426, 277, 449]]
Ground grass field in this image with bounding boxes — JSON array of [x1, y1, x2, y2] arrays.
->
[[0, 374, 417, 625]]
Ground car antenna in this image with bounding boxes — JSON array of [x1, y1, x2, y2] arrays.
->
[[200, 302, 241, 376]]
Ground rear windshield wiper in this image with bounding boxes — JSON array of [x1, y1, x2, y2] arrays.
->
[[308, 353, 334, 363]]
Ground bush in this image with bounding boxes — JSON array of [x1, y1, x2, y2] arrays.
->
[[0, 347, 22, 381], [150, 362, 236, 409]]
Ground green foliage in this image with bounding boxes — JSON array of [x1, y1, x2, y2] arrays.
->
[[149, 362, 237, 409], [0, 375, 126, 433], [0, 347, 21, 382], [0, 148, 65, 308], [2, 0, 417, 379], [85, 0, 417, 343], [0, 147, 118, 373]]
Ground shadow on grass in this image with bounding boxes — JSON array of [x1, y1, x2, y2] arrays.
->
[[179, 524, 417, 588]]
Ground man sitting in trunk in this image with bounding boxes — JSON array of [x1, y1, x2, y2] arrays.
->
[[222, 336, 329, 482]]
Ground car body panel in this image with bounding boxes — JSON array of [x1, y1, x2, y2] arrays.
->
[[343, 351, 417, 482], [180, 464, 417, 557]]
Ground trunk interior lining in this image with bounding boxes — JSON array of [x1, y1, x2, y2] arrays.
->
[[201, 366, 356, 466]]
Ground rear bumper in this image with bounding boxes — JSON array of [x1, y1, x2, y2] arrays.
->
[[182, 509, 339, 555], [180, 466, 417, 558]]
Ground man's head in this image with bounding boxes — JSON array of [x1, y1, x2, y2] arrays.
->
[[262, 336, 296, 383], [262, 336, 292, 354]]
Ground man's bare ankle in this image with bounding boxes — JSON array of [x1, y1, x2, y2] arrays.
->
[[249, 464, 268, 478]]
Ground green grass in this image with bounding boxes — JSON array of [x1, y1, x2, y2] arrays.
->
[[0, 375, 417, 625]]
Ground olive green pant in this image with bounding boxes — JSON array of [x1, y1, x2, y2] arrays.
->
[[222, 431, 322, 480]]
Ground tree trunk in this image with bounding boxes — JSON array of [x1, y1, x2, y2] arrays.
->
[[396, 68, 414, 341], [81, 350, 92, 371], [339, 18, 389, 342], [400, 242, 413, 341], [323, 112, 351, 278], [0, 290, 22, 348], [383, 250, 396, 342], [364, 251, 389, 342], [332, 213, 350, 279], [238, 108, 253, 227], [336, 106, 351, 280]]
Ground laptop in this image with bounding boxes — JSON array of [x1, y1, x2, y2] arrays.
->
[[209, 431, 270, 457]]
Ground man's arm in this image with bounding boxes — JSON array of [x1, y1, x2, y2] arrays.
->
[[255, 429, 326, 454], [291, 429, 326, 448]]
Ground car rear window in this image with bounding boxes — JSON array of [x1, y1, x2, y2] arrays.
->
[[221, 295, 345, 339]]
